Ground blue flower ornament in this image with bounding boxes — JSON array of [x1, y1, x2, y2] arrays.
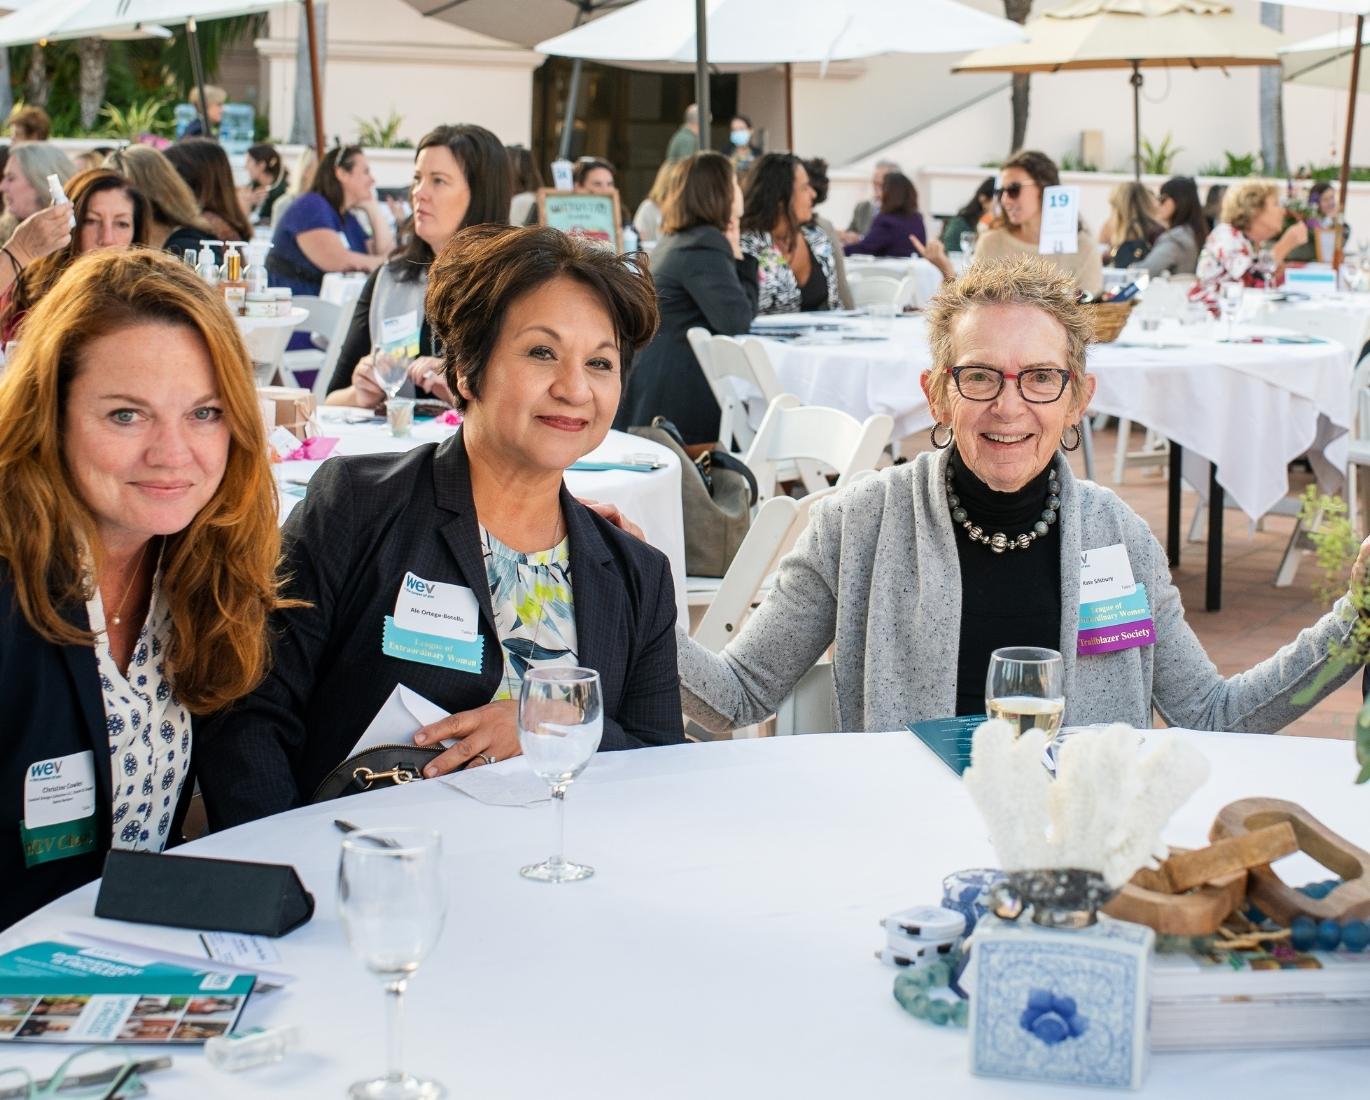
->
[[1019, 988, 1088, 1045]]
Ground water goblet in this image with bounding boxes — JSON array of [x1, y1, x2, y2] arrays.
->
[[1218, 281, 1244, 340], [339, 827, 447, 1100], [960, 230, 976, 258], [371, 344, 411, 404], [519, 667, 604, 883], [985, 646, 1065, 740]]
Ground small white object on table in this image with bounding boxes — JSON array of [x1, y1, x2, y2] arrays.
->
[[4, 730, 1363, 1096], [276, 410, 687, 623], [318, 271, 369, 311]]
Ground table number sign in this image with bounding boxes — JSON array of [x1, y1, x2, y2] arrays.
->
[[1038, 186, 1081, 256]]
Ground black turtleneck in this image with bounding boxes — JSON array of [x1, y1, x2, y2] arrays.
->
[[947, 448, 1063, 716]]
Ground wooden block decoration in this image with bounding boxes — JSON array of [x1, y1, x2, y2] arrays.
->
[[1159, 822, 1297, 894], [1102, 850, 1247, 936]]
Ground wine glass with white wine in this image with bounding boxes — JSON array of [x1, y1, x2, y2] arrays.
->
[[985, 646, 1065, 739]]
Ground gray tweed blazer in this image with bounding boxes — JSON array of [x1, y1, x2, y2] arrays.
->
[[679, 448, 1357, 733]]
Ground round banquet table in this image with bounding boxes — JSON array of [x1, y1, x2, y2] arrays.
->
[[275, 411, 687, 625], [3, 731, 1365, 1097]]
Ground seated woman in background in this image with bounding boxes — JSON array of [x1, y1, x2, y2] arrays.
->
[[802, 157, 854, 309], [507, 144, 542, 226], [632, 159, 683, 245], [573, 157, 616, 196], [104, 145, 213, 258], [1098, 180, 1163, 268], [1287, 180, 1349, 263], [940, 176, 995, 254], [0, 249, 286, 927], [164, 138, 253, 245], [844, 171, 926, 258], [616, 151, 757, 443], [0, 169, 149, 341], [975, 150, 1103, 296], [1143, 176, 1206, 277], [324, 124, 511, 409], [740, 152, 838, 314], [675, 257, 1367, 736], [199, 226, 683, 828], [1192, 180, 1308, 307], [267, 144, 393, 299], [243, 142, 289, 226], [0, 142, 74, 243]]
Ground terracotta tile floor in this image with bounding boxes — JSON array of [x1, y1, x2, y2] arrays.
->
[[897, 424, 1360, 741]]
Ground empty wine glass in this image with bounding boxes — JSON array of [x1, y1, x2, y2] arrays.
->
[[985, 647, 1065, 740], [371, 344, 411, 403], [339, 827, 447, 1100], [1218, 281, 1244, 339], [960, 230, 976, 258], [519, 667, 603, 883]]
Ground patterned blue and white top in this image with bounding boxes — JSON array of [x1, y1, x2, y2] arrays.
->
[[480, 526, 579, 701], [86, 575, 191, 852]]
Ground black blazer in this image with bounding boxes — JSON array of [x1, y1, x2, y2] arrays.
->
[[0, 576, 192, 930], [615, 225, 759, 445], [198, 431, 684, 829]]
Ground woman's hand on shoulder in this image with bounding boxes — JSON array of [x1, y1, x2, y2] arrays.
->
[[577, 497, 645, 540], [412, 700, 522, 774], [7, 203, 73, 267]]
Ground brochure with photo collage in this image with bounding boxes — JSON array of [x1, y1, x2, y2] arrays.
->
[[0, 941, 253, 1044]]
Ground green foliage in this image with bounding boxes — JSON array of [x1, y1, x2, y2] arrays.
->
[[97, 96, 172, 141], [1058, 151, 1098, 173], [354, 109, 412, 149], [1295, 163, 1370, 184], [1197, 150, 1260, 178], [1139, 133, 1181, 176]]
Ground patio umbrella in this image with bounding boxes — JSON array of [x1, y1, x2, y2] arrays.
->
[[954, 0, 1288, 180], [534, 0, 1025, 149], [0, 1, 326, 153]]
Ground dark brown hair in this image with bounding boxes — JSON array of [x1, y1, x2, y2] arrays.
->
[[573, 158, 615, 187], [247, 142, 286, 185], [661, 151, 734, 236], [426, 225, 659, 411], [880, 172, 919, 217], [164, 138, 252, 242], [1002, 149, 1061, 192], [311, 145, 364, 214], [507, 145, 542, 194], [9, 105, 49, 141]]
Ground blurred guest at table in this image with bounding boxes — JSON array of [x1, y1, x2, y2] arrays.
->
[[1202, 183, 1226, 233], [181, 84, 226, 139], [199, 225, 683, 827], [975, 150, 1103, 296], [508, 144, 542, 226], [1287, 180, 1349, 264], [267, 146, 320, 229], [1192, 180, 1308, 307], [617, 151, 757, 443], [0, 169, 150, 342], [842, 160, 900, 244], [844, 171, 926, 258], [666, 103, 700, 162], [574, 157, 617, 197], [1142, 175, 1206, 277], [803, 157, 854, 310], [1098, 181, 1163, 268], [325, 125, 511, 409], [0, 143, 74, 243], [7, 105, 50, 144], [242, 143, 289, 227], [674, 256, 1367, 735], [633, 159, 684, 245], [728, 114, 760, 177], [0, 203, 75, 305], [939, 176, 996, 254], [104, 144, 214, 258], [741, 153, 838, 315], [265, 145, 392, 300], [0, 248, 285, 927], [71, 147, 114, 173], [165, 138, 252, 244]]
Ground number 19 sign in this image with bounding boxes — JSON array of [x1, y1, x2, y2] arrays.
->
[[1038, 185, 1081, 255]]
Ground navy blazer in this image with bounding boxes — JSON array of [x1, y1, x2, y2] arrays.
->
[[198, 430, 683, 829], [0, 576, 192, 930]]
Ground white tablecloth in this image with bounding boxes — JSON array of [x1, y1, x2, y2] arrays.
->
[[1255, 293, 1370, 360], [276, 414, 687, 623], [4, 731, 1365, 1097], [757, 314, 1352, 520]]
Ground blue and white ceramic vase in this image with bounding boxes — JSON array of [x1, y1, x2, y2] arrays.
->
[[967, 869, 1154, 1091]]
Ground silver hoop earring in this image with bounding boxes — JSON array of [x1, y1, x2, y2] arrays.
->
[[931, 423, 953, 450], [1061, 424, 1082, 452]]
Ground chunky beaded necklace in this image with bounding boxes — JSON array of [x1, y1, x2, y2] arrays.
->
[[945, 463, 1060, 554]]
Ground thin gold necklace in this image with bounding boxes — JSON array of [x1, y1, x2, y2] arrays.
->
[[108, 541, 151, 627]]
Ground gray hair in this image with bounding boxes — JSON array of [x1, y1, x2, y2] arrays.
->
[[875, 159, 902, 174], [684, 104, 699, 124], [8, 143, 76, 209]]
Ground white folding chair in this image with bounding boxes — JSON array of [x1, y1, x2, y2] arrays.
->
[[846, 269, 905, 308], [690, 328, 781, 454], [280, 295, 350, 403], [742, 395, 893, 504], [1345, 355, 1370, 536]]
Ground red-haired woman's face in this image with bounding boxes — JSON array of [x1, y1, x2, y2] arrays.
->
[[78, 189, 136, 254], [63, 322, 230, 558]]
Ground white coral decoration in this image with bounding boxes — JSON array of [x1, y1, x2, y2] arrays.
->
[[962, 720, 1210, 888]]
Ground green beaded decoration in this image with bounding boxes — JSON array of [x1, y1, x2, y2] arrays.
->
[[892, 951, 968, 1028]]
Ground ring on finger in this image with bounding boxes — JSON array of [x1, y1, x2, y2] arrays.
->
[[478, 752, 496, 766]]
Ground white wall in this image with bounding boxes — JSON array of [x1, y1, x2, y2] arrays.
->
[[258, 0, 540, 149]]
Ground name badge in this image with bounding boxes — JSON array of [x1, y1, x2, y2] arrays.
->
[[382, 573, 485, 673], [380, 309, 420, 359], [1077, 544, 1154, 655], [20, 751, 99, 868]]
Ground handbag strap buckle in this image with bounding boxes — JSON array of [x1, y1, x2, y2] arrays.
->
[[351, 765, 421, 791]]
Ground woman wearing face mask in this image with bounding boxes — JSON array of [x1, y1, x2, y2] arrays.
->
[[324, 125, 512, 409], [728, 115, 759, 176], [740, 153, 838, 314], [974, 150, 1103, 296]]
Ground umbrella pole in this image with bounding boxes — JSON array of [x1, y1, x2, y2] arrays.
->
[[695, 0, 710, 149], [785, 62, 793, 150], [185, 17, 210, 136], [1336, 15, 1364, 272], [303, 0, 326, 157], [557, 58, 583, 161], [1131, 60, 1142, 183]]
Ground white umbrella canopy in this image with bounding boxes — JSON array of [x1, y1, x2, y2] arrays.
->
[[0, 0, 282, 45], [401, 0, 631, 49], [1281, 20, 1370, 90]]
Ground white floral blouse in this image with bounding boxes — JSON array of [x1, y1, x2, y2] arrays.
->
[[480, 527, 580, 701], [1191, 222, 1259, 308], [86, 576, 191, 852], [740, 225, 839, 315]]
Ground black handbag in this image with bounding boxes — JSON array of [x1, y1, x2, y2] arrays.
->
[[310, 744, 473, 802], [629, 416, 758, 577]]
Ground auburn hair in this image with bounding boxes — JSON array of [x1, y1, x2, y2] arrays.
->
[[0, 248, 291, 713]]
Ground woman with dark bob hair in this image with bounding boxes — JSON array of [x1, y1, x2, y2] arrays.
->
[[0, 249, 288, 925], [325, 124, 511, 409], [616, 150, 756, 443], [199, 225, 685, 827], [740, 152, 838, 314]]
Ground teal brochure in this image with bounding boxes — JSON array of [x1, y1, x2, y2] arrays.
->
[[905, 715, 986, 776]]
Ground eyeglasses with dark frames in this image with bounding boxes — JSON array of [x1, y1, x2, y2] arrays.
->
[[950, 366, 1072, 404]]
